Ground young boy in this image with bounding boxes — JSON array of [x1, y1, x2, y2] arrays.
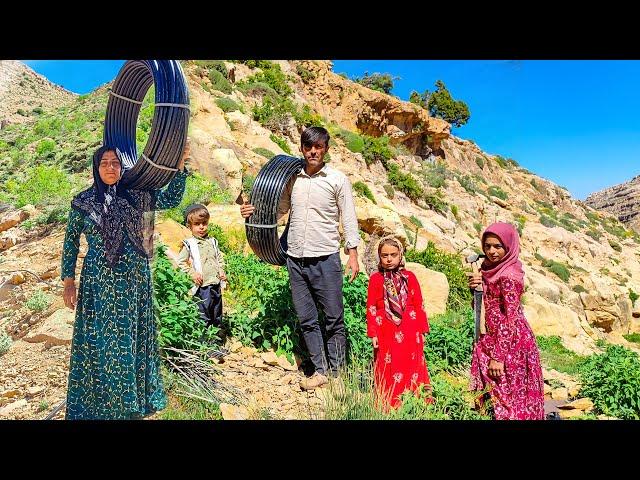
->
[[177, 203, 227, 328]]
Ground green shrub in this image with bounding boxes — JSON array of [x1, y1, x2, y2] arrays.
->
[[387, 164, 423, 202], [0, 331, 11, 357], [409, 215, 423, 228], [253, 147, 274, 159], [487, 185, 508, 200], [25, 289, 53, 312], [152, 245, 220, 350], [609, 240, 622, 252], [383, 184, 394, 199], [353, 181, 376, 204], [163, 173, 231, 224], [586, 229, 601, 241], [36, 138, 56, 157], [456, 174, 477, 194], [421, 162, 448, 188], [362, 135, 393, 167], [296, 64, 316, 83], [237, 81, 280, 102], [540, 215, 559, 228], [241, 61, 292, 98], [450, 204, 459, 219], [425, 309, 474, 372], [15, 165, 73, 208], [629, 289, 639, 304], [513, 214, 526, 236], [269, 134, 292, 155], [475, 156, 484, 169], [579, 344, 640, 419], [215, 97, 242, 113], [473, 222, 483, 234], [424, 189, 448, 215], [406, 242, 472, 311], [336, 128, 365, 153], [623, 333, 640, 344], [194, 60, 228, 77], [292, 104, 325, 129], [494, 155, 508, 168], [208, 69, 232, 94], [572, 284, 587, 294]]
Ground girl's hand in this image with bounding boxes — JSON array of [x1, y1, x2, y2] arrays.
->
[[63, 279, 77, 310], [191, 272, 203, 286], [488, 359, 504, 381], [219, 273, 227, 281], [372, 337, 379, 349], [467, 272, 482, 289]]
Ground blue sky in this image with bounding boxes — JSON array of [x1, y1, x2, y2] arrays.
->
[[23, 60, 640, 200]]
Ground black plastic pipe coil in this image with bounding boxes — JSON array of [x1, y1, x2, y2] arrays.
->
[[104, 60, 190, 190], [245, 155, 303, 265]]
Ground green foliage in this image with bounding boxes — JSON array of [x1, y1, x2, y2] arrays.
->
[[25, 289, 53, 312], [425, 309, 474, 372], [341, 273, 372, 363], [546, 260, 570, 282], [163, 173, 231, 224], [530, 178, 544, 193], [208, 69, 232, 94], [623, 333, 640, 344], [353, 72, 398, 94], [609, 240, 622, 252], [427, 80, 470, 128], [362, 135, 393, 167], [601, 218, 631, 240], [423, 189, 448, 215], [383, 184, 394, 199], [536, 336, 587, 375], [241, 61, 292, 98], [579, 344, 640, 419], [406, 242, 472, 311], [629, 289, 639, 304], [473, 222, 483, 234], [494, 155, 508, 169], [194, 60, 228, 77], [475, 156, 485, 169], [487, 185, 508, 201], [335, 128, 365, 153], [513, 214, 526, 236], [0, 331, 12, 357], [36, 138, 56, 157], [215, 97, 242, 113], [237, 81, 280, 102], [269, 134, 292, 155], [242, 173, 256, 196], [353, 181, 376, 204], [295, 63, 316, 83], [421, 162, 449, 188], [409, 215, 423, 228], [387, 164, 423, 202], [152, 245, 220, 350], [539, 215, 559, 229], [572, 284, 587, 294], [292, 104, 325, 129], [456, 174, 478, 194], [14, 165, 73, 208], [450, 204, 459, 219], [253, 147, 274, 159]]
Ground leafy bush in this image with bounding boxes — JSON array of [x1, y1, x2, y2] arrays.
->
[[353, 72, 397, 94], [609, 240, 622, 252], [475, 156, 485, 169], [406, 242, 472, 311], [629, 289, 639, 304], [269, 134, 292, 155], [494, 155, 508, 168], [208, 69, 232, 94], [36, 138, 56, 157], [241, 61, 292, 98], [25, 290, 53, 312], [0, 331, 11, 357], [456, 174, 478, 194], [424, 189, 448, 215], [335, 128, 365, 153], [194, 60, 228, 77], [296, 64, 316, 83], [362, 135, 393, 167], [152, 245, 220, 350], [487, 185, 508, 201], [353, 181, 376, 204], [387, 164, 423, 202], [341, 273, 372, 364], [513, 214, 526, 236], [253, 147, 274, 159], [424, 309, 474, 372], [163, 172, 231, 224], [215, 97, 242, 113], [14, 165, 73, 208], [421, 162, 449, 188], [383, 184, 394, 199], [579, 344, 640, 419], [572, 284, 587, 294]]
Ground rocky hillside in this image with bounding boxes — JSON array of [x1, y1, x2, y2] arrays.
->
[[0, 61, 76, 128], [585, 175, 640, 233], [2, 60, 640, 419]]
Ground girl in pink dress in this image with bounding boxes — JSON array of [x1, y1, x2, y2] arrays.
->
[[469, 223, 544, 420]]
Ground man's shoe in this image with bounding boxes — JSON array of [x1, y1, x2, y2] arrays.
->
[[300, 372, 329, 391]]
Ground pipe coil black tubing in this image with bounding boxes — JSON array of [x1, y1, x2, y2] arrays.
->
[[104, 60, 190, 190], [245, 155, 304, 266]]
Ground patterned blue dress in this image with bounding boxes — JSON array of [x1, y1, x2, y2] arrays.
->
[[61, 171, 187, 419]]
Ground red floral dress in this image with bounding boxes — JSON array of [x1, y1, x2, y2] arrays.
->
[[366, 270, 431, 408], [470, 275, 545, 420]]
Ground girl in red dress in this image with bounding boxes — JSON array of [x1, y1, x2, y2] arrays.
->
[[366, 236, 431, 409], [468, 222, 545, 420]]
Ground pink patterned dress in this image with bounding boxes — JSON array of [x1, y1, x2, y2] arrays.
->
[[470, 274, 545, 420]]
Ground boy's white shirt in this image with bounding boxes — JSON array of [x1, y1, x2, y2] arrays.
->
[[183, 237, 220, 295]]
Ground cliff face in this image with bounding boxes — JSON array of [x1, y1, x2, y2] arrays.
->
[[585, 175, 640, 233]]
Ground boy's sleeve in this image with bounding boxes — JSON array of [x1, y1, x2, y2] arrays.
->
[[176, 244, 193, 275]]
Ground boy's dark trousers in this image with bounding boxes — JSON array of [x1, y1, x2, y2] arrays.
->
[[194, 283, 223, 327]]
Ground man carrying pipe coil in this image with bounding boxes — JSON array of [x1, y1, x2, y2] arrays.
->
[[240, 126, 360, 391]]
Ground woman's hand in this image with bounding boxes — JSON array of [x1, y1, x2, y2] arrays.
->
[[63, 278, 77, 310], [488, 358, 504, 381], [178, 137, 191, 172], [467, 272, 482, 289]]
